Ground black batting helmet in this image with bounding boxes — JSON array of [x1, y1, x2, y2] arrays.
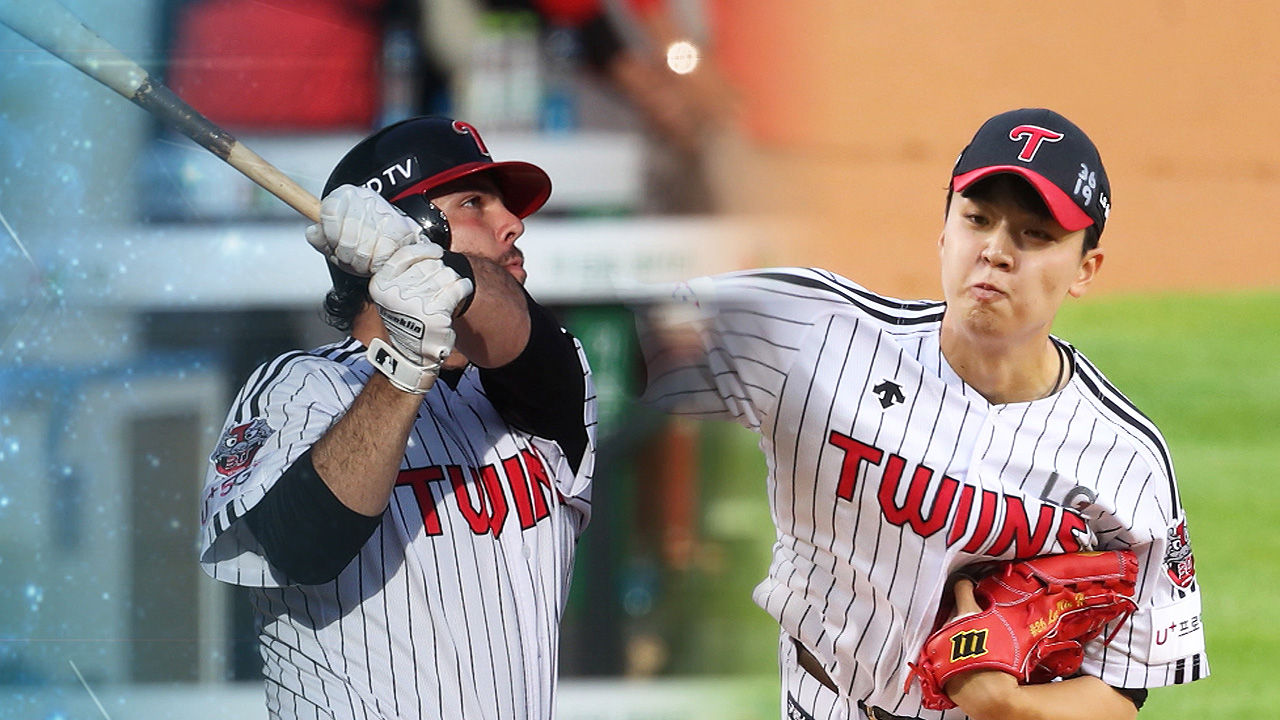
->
[[319, 117, 551, 332], [322, 116, 552, 248]]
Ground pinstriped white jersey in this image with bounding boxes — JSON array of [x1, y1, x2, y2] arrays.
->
[[199, 337, 596, 720], [641, 267, 1207, 718]]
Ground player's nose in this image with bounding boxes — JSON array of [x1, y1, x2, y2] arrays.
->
[[496, 203, 524, 247], [980, 226, 1016, 268]]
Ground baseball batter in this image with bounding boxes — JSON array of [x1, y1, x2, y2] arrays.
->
[[640, 109, 1206, 719], [198, 117, 596, 720]]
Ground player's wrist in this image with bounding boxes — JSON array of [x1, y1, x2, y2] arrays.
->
[[944, 669, 1020, 720], [366, 337, 440, 394]]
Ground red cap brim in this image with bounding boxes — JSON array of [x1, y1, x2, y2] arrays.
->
[[391, 160, 552, 218], [952, 166, 1092, 232]]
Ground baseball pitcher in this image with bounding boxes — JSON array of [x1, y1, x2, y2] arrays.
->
[[639, 108, 1206, 720]]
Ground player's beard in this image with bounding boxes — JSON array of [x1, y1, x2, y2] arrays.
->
[[500, 246, 527, 284]]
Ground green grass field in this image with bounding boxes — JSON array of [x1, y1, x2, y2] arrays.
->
[[1053, 290, 1280, 718], [689, 290, 1280, 718]]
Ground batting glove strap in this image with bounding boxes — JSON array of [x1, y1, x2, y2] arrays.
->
[[366, 337, 440, 394]]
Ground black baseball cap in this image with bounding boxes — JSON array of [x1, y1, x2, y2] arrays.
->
[[324, 116, 552, 218], [951, 108, 1110, 235]]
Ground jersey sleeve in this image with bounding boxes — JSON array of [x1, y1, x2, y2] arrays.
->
[[638, 267, 904, 430], [529, 335, 597, 536], [1080, 445, 1208, 688], [197, 351, 362, 588]]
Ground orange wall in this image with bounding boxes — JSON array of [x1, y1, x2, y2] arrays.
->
[[711, 1, 1280, 297]]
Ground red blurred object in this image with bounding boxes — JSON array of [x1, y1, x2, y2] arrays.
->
[[532, 0, 600, 25], [533, 0, 663, 26], [168, 0, 386, 130]]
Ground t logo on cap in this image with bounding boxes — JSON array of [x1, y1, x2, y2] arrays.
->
[[951, 108, 1111, 236], [451, 120, 491, 158], [1010, 125, 1065, 162]]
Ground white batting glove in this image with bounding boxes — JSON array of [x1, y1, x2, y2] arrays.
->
[[365, 243, 475, 394], [305, 184, 424, 277]]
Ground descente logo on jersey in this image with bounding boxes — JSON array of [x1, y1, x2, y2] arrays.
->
[[395, 448, 557, 538], [828, 431, 1088, 559]]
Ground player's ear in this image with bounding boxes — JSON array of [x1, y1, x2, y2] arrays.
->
[[1068, 247, 1104, 298]]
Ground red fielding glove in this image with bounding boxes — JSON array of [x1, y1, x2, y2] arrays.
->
[[906, 550, 1139, 711]]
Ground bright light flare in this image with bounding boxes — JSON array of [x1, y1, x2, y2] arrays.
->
[[665, 40, 700, 75]]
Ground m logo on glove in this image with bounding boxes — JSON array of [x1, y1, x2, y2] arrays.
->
[[948, 629, 989, 662]]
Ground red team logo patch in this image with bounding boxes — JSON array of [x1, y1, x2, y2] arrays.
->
[[1164, 520, 1196, 588], [211, 418, 274, 477]]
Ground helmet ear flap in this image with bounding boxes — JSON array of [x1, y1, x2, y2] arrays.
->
[[392, 194, 452, 249]]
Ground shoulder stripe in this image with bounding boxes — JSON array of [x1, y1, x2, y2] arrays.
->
[[318, 338, 365, 365], [241, 341, 362, 422], [239, 351, 311, 421], [1072, 351, 1180, 514], [812, 268, 941, 312], [748, 269, 945, 326]]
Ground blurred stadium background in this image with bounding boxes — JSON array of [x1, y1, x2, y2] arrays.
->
[[0, 1, 1275, 718]]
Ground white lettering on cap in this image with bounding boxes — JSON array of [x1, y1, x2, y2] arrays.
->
[[381, 158, 415, 187]]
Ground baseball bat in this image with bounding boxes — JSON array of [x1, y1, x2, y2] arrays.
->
[[0, 0, 321, 222]]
